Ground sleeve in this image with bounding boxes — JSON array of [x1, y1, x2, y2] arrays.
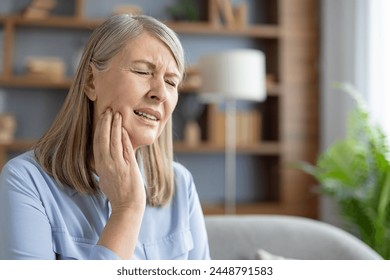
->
[[88, 245, 121, 260], [185, 167, 211, 260], [0, 161, 121, 260], [0, 162, 56, 260]]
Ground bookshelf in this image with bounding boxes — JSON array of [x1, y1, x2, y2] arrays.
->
[[0, 0, 319, 218]]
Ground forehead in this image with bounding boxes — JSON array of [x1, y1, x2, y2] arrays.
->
[[116, 33, 179, 71]]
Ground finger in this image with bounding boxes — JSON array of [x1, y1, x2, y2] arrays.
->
[[122, 127, 136, 165], [94, 108, 113, 161], [110, 112, 124, 161]]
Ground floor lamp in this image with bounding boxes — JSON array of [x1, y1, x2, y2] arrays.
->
[[198, 49, 266, 214]]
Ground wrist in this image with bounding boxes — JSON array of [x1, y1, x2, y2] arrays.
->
[[110, 201, 145, 216]]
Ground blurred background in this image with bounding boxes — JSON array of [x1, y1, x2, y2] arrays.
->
[[0, 0, 389, 229]]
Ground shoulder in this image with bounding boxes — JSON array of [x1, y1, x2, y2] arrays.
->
[[0, 150, 54, 197], [173, 161, 194, 184], [172, 161, 198, 199], [1, 150, 41, 178]]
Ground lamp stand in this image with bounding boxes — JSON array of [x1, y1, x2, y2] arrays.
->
[[225, 99, 236, 214]]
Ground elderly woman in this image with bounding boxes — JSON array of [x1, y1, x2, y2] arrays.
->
[[0, 14, 210, 260]]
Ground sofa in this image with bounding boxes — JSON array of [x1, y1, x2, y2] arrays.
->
[[204, 215, 383, 260]]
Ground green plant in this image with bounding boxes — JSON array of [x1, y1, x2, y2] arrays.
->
[[297, 83, 390, 259], [167, 0, 199, 21]]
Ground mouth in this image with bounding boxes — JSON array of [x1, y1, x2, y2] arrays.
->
[[134, 109, 160, 122]]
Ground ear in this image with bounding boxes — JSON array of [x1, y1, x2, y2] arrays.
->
[[84, 64, 97, 101]]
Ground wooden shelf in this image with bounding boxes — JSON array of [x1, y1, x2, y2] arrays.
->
[[202, 202, 316, 217], [173, 141, 280, 155], [0, 15, 279, 38], [166, 21, 279, 38], [202, 202, 285, 215], [181, 84, 281, 97], [0, 75, 282, 96], [0, 139, 279, 155], [0, 76, 73, 89], [0, 15, 101, 29]]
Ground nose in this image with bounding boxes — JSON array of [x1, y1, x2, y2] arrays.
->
[[147, 76, 167, 103]]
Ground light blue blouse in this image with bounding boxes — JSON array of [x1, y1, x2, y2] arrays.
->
[[0, 151, 210, 260]]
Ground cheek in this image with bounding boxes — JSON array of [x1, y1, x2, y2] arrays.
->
[[159, 95, 178, 128], [96, 85, 138, 114], [169, 95, 179, 114]]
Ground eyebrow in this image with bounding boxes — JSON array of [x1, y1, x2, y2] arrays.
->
[[131, 59, 181, 80]]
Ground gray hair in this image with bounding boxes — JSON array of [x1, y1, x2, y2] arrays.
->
[[34, 14, 184, 205], [85, 14, 184, 74]]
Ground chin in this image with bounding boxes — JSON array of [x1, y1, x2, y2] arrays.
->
[[132, 135, 158, 149]]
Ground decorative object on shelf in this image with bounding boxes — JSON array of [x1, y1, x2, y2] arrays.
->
[[184, 119, 202, 147], [175, 93, 205, 147], [167, 0, 200, 21], [0, 113, 16, 144], [181, 66, 202, 91], [266, 73, 277, 89], [22, 0, 57, 19], [297, 84, 390, 260], [198, 49, 266, 214], [209, 0, 248, 29], [112, 5, 143, 16], [233, 2, 248, 28], [25, 56, 66, 81]]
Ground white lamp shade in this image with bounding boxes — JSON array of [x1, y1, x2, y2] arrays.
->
[[198, 49, 266, 102]]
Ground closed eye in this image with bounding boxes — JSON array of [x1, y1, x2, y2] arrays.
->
[[131, 68, 151, 75], [165, 79, 177, 87]]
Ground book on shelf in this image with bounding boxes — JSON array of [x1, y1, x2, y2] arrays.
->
[[207, 104, 262, 147]]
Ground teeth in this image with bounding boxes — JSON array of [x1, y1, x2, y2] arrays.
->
[[135, 110, 158, 121]]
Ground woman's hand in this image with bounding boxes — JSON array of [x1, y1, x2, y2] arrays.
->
[[93, 108, 146, 212], [93, 108, 145, 259]]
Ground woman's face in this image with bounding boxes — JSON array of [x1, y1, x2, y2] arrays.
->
[[87, 32, 181, 149]]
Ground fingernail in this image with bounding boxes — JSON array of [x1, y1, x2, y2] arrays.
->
[[115, 112, 120, 119]]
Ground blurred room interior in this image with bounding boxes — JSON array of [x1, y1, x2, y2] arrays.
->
[[0, 0, 389, 249]]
